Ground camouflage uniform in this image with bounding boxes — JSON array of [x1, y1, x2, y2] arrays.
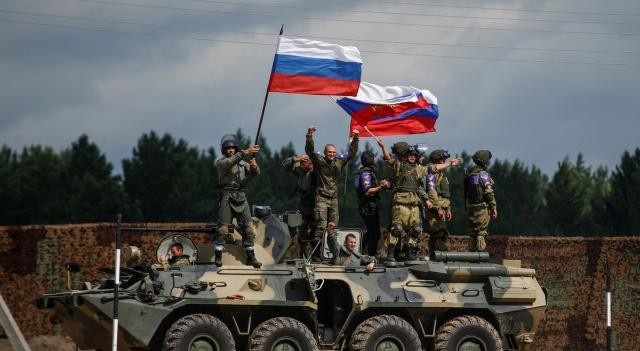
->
[[327, 233, 376, 267], [355, 157, 382, 256], [385, 153, 429, 260], [425, 151, 452, 254], [282, 156, 317, 257], [214, 149, 260, 248], [306, 134, 359, 241], [161, 255, 190, 271], [465, 150, 497, 251]]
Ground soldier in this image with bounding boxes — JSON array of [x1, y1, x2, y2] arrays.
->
[[305, 125, 359, 260], [326, 223, 376, 271], [214, 134, 262, 268], [281, 154, 317, 258], [158, 243, 190, 270], [425, 150, 462, 256], [465, 150, 498, 251], [377, 140, 430, 263], [355, 150, 389, 256]]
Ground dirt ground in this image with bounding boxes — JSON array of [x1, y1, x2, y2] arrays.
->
[[0, 335, 79, 351]]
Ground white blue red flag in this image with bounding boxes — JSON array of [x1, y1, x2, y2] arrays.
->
[[268, 37, 362, 96], [336, 82, 439, 137]]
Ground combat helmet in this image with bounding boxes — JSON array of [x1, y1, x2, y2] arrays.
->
[[429, 149, 450, 163], [360, 150, 375, 167], [472, 150, 492, 167], [220, 134, 238, 151], [391, 142, 410, 157]]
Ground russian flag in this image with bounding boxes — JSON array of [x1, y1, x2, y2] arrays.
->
[[268, 37, 362, 96], [336, 82, 439, 137]]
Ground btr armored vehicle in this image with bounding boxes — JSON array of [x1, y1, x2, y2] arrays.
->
[[36, 210, 546, 351]]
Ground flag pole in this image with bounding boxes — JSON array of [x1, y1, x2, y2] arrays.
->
[[362, 126, 381, 143], [254, 25, 284, 145], [329, 96, 382, 143]]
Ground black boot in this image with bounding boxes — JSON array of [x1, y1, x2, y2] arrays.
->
[[214, 250, 223, 267], [386, 244, 396, 262], [404, 244, 417, 261], [246, 248, 262, 268], [384, 244, 398, 267]]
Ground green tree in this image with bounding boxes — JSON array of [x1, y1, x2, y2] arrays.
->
[[607, 148, 640, 234], [62, 135, 132, 222], [11, 145, 67, 224], [0, 146, 19, 223], [490, 159, 549, 235], [546, 154, 593, 235], [122, 131, 217, 221], [589, 165, 612, 234]]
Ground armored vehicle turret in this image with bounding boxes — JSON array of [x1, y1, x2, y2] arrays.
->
[[36, 211, 546, 351]]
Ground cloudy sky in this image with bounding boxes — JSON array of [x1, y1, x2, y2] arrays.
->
[[1, 0, 639, 176]]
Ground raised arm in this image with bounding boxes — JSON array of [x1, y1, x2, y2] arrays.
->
[[347, 129, 359, 161], [305, 125, 316, 157], [377, 139, 394, 164], [216, 145, 260, 170]]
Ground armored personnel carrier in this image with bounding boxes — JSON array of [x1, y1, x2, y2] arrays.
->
[[36, 210, 546, 351]]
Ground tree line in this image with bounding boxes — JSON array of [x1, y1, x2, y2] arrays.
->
[[1, 131, 638, 236]]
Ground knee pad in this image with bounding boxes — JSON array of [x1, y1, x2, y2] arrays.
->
[[477, 236, 487, 251], [390, 225, 403, 238], [409, 226, 422, 239], [243, 225, 255, 236]]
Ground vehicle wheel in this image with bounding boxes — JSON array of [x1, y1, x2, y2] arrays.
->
[[162, 313, 235, 351], [349, 314, 421, 351], [247, 316, 318, 351], [434, 315, 503, 351]]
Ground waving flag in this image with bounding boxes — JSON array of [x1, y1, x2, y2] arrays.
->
[[268, 37, 362, 96], [336, 82, 439, 136]]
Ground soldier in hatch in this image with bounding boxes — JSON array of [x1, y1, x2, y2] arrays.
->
[[214, 134, 262, 268], [157, 242, 191, 271], [305, 125, 359, 260], [424, 150, 462, 256], [326, 223, 376, 271], [465, 150, 498, 251]]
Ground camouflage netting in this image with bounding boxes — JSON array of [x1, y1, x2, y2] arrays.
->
[[1, 224, 639, 351]]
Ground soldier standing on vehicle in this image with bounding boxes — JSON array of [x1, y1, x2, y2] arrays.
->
[[377, 140, 430, 263], [306, 125, 359, 260], [465, 150, 498, 251], [282, 154, 317, 258], [425, 150, 462, 256], [355, 150, 389, 256], [214, 134, 262, 268]]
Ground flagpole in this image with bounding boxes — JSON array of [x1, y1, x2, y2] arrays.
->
[[254, 25, 284, 145], [330, 96, 382, 143]]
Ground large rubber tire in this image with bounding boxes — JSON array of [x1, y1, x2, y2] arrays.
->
[[349, 314, 422, 351], [247, 316, 318, 351], [434, 315, 503, 351], [162, 313, 235, 351]]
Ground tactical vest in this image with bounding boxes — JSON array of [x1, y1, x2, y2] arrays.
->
[[219, 159, 249, 190], [354, 166, 378, 206], [465, 167, 486, 204], [431, 172, 451, 199], [394, 163, 422, 193]]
